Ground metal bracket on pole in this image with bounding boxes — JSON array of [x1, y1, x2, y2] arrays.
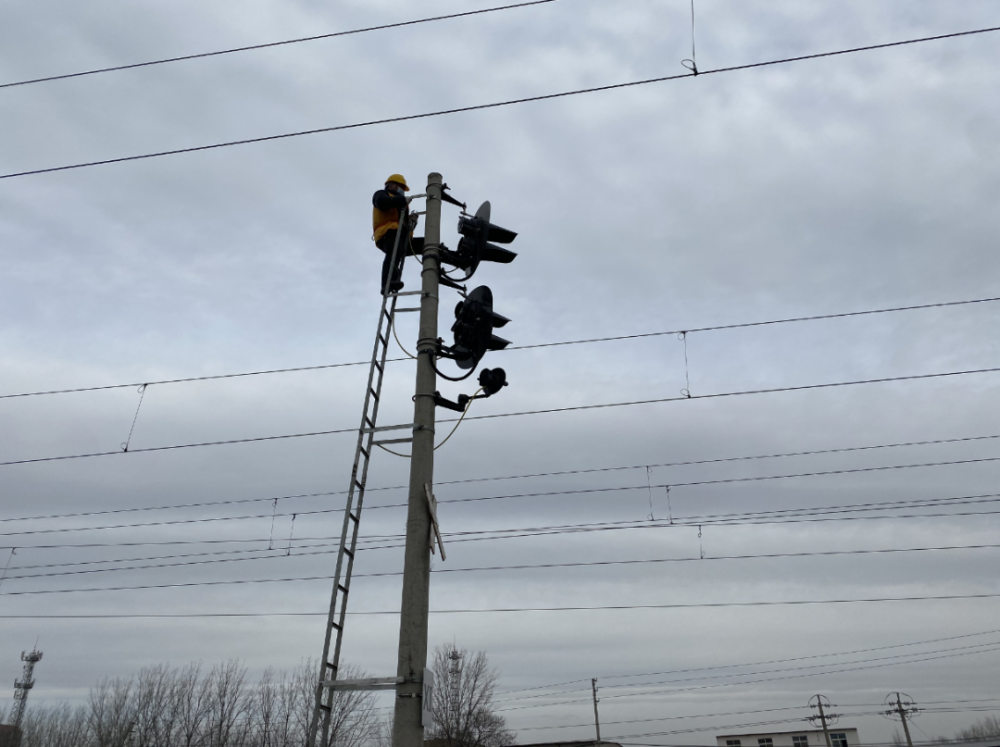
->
[[425, 483, 445, 561], [322, 676, 405, 691]]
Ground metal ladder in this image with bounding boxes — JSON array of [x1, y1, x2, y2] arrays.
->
[[307, 226, 419, 747]]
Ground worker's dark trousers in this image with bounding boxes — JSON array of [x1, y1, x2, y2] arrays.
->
[[376, 230, 424, 292]]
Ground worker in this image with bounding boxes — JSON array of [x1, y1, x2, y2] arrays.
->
[[372, 174, 421, 294]]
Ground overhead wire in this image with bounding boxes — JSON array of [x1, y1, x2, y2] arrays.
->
[[3, 541, 998, 590], [4, 590, 1000, 618], [2, 477, 998, 545], [2, 294, 998, 402], [6, 364, 1000, 469], [5, 428, 1000, 526], [0, 1, 559, 91], [498, 628, 1000, 705], [5, 488, 1000, 555], [2, 24, 999, 180]]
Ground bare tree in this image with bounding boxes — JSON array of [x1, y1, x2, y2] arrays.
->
[[175, 663, 213, 747], [17, 704, 89, 747], [204, 660, 251, 747], [3, 658, 381, 747], [956, 715, 1000, 741], [88, 676, 136, 747], [427, 644, 514, 747]]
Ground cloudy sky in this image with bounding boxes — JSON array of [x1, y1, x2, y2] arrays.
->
[[2, 0, 1000, 743]]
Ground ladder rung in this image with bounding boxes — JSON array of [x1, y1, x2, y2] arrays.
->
[[394, 307, 420, 313], [359, 446, 369, 459], [338, 584, 348, 593], [374, 437, 414, 446], [320, 703, 332, 712], [369, 388, 380, 401], [374, 360, 383, 373], [377, 333, 388, 346], [344, 548, 354, 559], [348, 512, 359, 523], [364, 416, 375, 428], [393, 290, 422, 296], [363, 423, 414, 434], [330, 621, 341, 631]]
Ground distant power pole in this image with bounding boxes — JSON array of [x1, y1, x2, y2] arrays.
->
[[11, 646, 43, 741], [808, 694, 839, 747], [591, 678, 602, 745], [884, 692, 919, 747]]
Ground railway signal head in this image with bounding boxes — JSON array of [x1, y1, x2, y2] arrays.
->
[[453, 201, 517, 278], [451, 286, 510, 369]]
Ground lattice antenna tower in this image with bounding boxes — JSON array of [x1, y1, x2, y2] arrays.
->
[[11, 647, 43, 730], [448, 647, 463, 714]]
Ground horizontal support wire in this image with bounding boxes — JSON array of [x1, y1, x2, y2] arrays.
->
[[4, 364, 1000, 468]]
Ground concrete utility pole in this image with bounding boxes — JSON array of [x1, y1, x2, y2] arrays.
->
[[896, 694, 914, 747], [885, 692, 918, 747], [808, 694, 836, 747], [391, 172, 443, 747], [591, 678, 602, 745]]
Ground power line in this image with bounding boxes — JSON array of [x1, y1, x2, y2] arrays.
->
[[3, 541, 997, 592], [3, 592, 1000, 617], [499, 628, 1000, 704], [5, 428, 999, 526], [0, 1, 558, 91], [2, 24, 998, 180], [0, 425, 355, 467], [460, 365, 1000, 425], [5, 490, 999, 555], [5, 451, 999, 539], [598, 641, 1000, 695], [6, 479, 1000, 556], [5, 364, 1000, 469], [498, 645, 1000, 714], [497, 641, 1000, 705], [4, 294, 997, 401], [3, 485, 996, 546]]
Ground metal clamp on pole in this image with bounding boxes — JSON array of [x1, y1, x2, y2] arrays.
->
[[425, 483, 445, 561], [322, 677, 404, 691]]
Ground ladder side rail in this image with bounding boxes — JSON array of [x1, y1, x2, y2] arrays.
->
[[309, 221, 408, 747], [320, 291, 403, 747]]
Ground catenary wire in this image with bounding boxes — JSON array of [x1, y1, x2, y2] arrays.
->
[[5, 495, 1000, 554], [3, 542, 998, 591], [5, 364, 1000, 469], [1, 25, 998, 180], [5, 428, 999, 525], [3, 294, 997, 402], [3, 596, 999, 616], [2, 477, 997, 542], [0, 1, 558, 91]]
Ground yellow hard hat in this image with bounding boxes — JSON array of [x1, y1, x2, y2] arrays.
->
[[385, 174, 409, 191]]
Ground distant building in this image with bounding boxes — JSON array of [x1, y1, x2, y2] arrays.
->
[[717, 728, 861, 747]]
